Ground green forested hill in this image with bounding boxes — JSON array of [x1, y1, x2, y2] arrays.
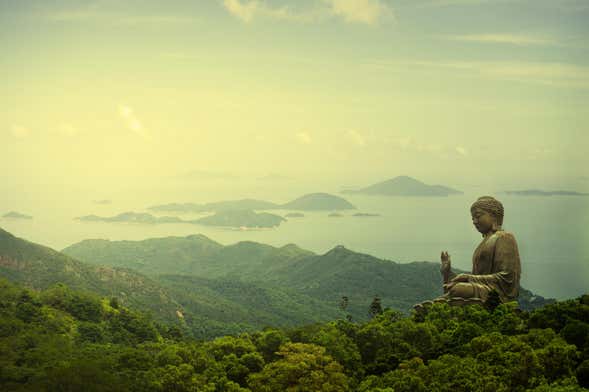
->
[[63, 234, 553, 321], [1, 228, 555, 341], [1, 277, 587, 391], [0, 228, 181, 323], [0, 228, 340, 338], [62, 234, 224, 275]]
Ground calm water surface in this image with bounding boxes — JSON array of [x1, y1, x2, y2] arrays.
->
[[1, 183, 587, 300]]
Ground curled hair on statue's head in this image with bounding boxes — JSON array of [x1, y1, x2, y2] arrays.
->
[[470, 196, 504, 227]]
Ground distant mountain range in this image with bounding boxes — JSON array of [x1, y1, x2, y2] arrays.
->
[[504, 189, 589, 197], [0, 227, 555, 339], [62, 234, 554, 321], [149, 193, 356, 213], [342, 176, 463, 197], [2, 211, 33, 219]]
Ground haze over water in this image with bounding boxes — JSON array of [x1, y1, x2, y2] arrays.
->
[[1, 177, 587, 301]]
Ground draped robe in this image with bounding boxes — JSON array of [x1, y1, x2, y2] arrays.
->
[[450, 230, 521, 302]]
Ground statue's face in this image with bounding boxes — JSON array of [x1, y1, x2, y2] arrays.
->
[[471, 207, 496, 234]]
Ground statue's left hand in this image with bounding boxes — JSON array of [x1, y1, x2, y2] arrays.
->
[[443, 273, 470, 291]]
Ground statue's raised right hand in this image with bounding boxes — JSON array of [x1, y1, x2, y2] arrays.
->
[[440, 251, 451, 273]]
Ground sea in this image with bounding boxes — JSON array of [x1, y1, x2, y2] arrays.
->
[[1, 179, 587, 300]]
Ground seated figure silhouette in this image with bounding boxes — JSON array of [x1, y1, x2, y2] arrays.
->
[[417, 196, 521, 310]]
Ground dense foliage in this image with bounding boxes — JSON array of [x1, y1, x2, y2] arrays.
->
[[1, 278, 587, 391]]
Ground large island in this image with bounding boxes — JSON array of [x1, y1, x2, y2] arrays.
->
[[343, 175, 462, 197]]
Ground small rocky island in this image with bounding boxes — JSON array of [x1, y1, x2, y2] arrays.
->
[[2, 211, 33, 220]]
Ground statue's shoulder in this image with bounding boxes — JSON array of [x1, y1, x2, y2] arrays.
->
[[495, 230, 518, 243]]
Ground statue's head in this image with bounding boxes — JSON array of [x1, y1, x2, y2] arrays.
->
[[470, 196, 504, 234]]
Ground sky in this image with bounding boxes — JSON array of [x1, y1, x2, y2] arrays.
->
[[1, 0, 588, 194]]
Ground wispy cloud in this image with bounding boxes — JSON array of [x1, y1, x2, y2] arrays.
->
[[57, 123, 78, 136], [368, 59, 589, 89], [455, 146, 468, 156], [322, 0, 392, 24], [345, 129, 366, 146], [222, 0, 323, 23], [222, 0, 392, 25], [10, 124, 30, 138], [118, 105, 150, 140], [295, 132, 313, 145], [447, 33, 557, 46]]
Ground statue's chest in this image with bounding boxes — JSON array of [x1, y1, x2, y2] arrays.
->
[[472, 236, 498, 274]]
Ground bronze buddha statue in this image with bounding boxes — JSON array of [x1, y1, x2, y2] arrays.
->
[[417, 196, 521, 309]]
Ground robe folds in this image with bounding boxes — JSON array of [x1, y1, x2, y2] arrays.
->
[[466, 230, 521, 302]]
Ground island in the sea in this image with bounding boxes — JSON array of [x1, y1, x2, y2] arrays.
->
[[328, 212, 344, 218], [353, 213, 380, 217], [93, 199, 112, 205], [149, 193, 356, 213], [504, 189, 589, 197], [76, 210, 286, 228], [342, 175, 462, 197], [190, 210, 285, 228], [2, 211, 33, 220], [281, 193, 356, 211], [76, 212, 183, 224]]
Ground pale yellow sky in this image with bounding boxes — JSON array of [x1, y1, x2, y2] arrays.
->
[[2, 0, 588, 193]]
